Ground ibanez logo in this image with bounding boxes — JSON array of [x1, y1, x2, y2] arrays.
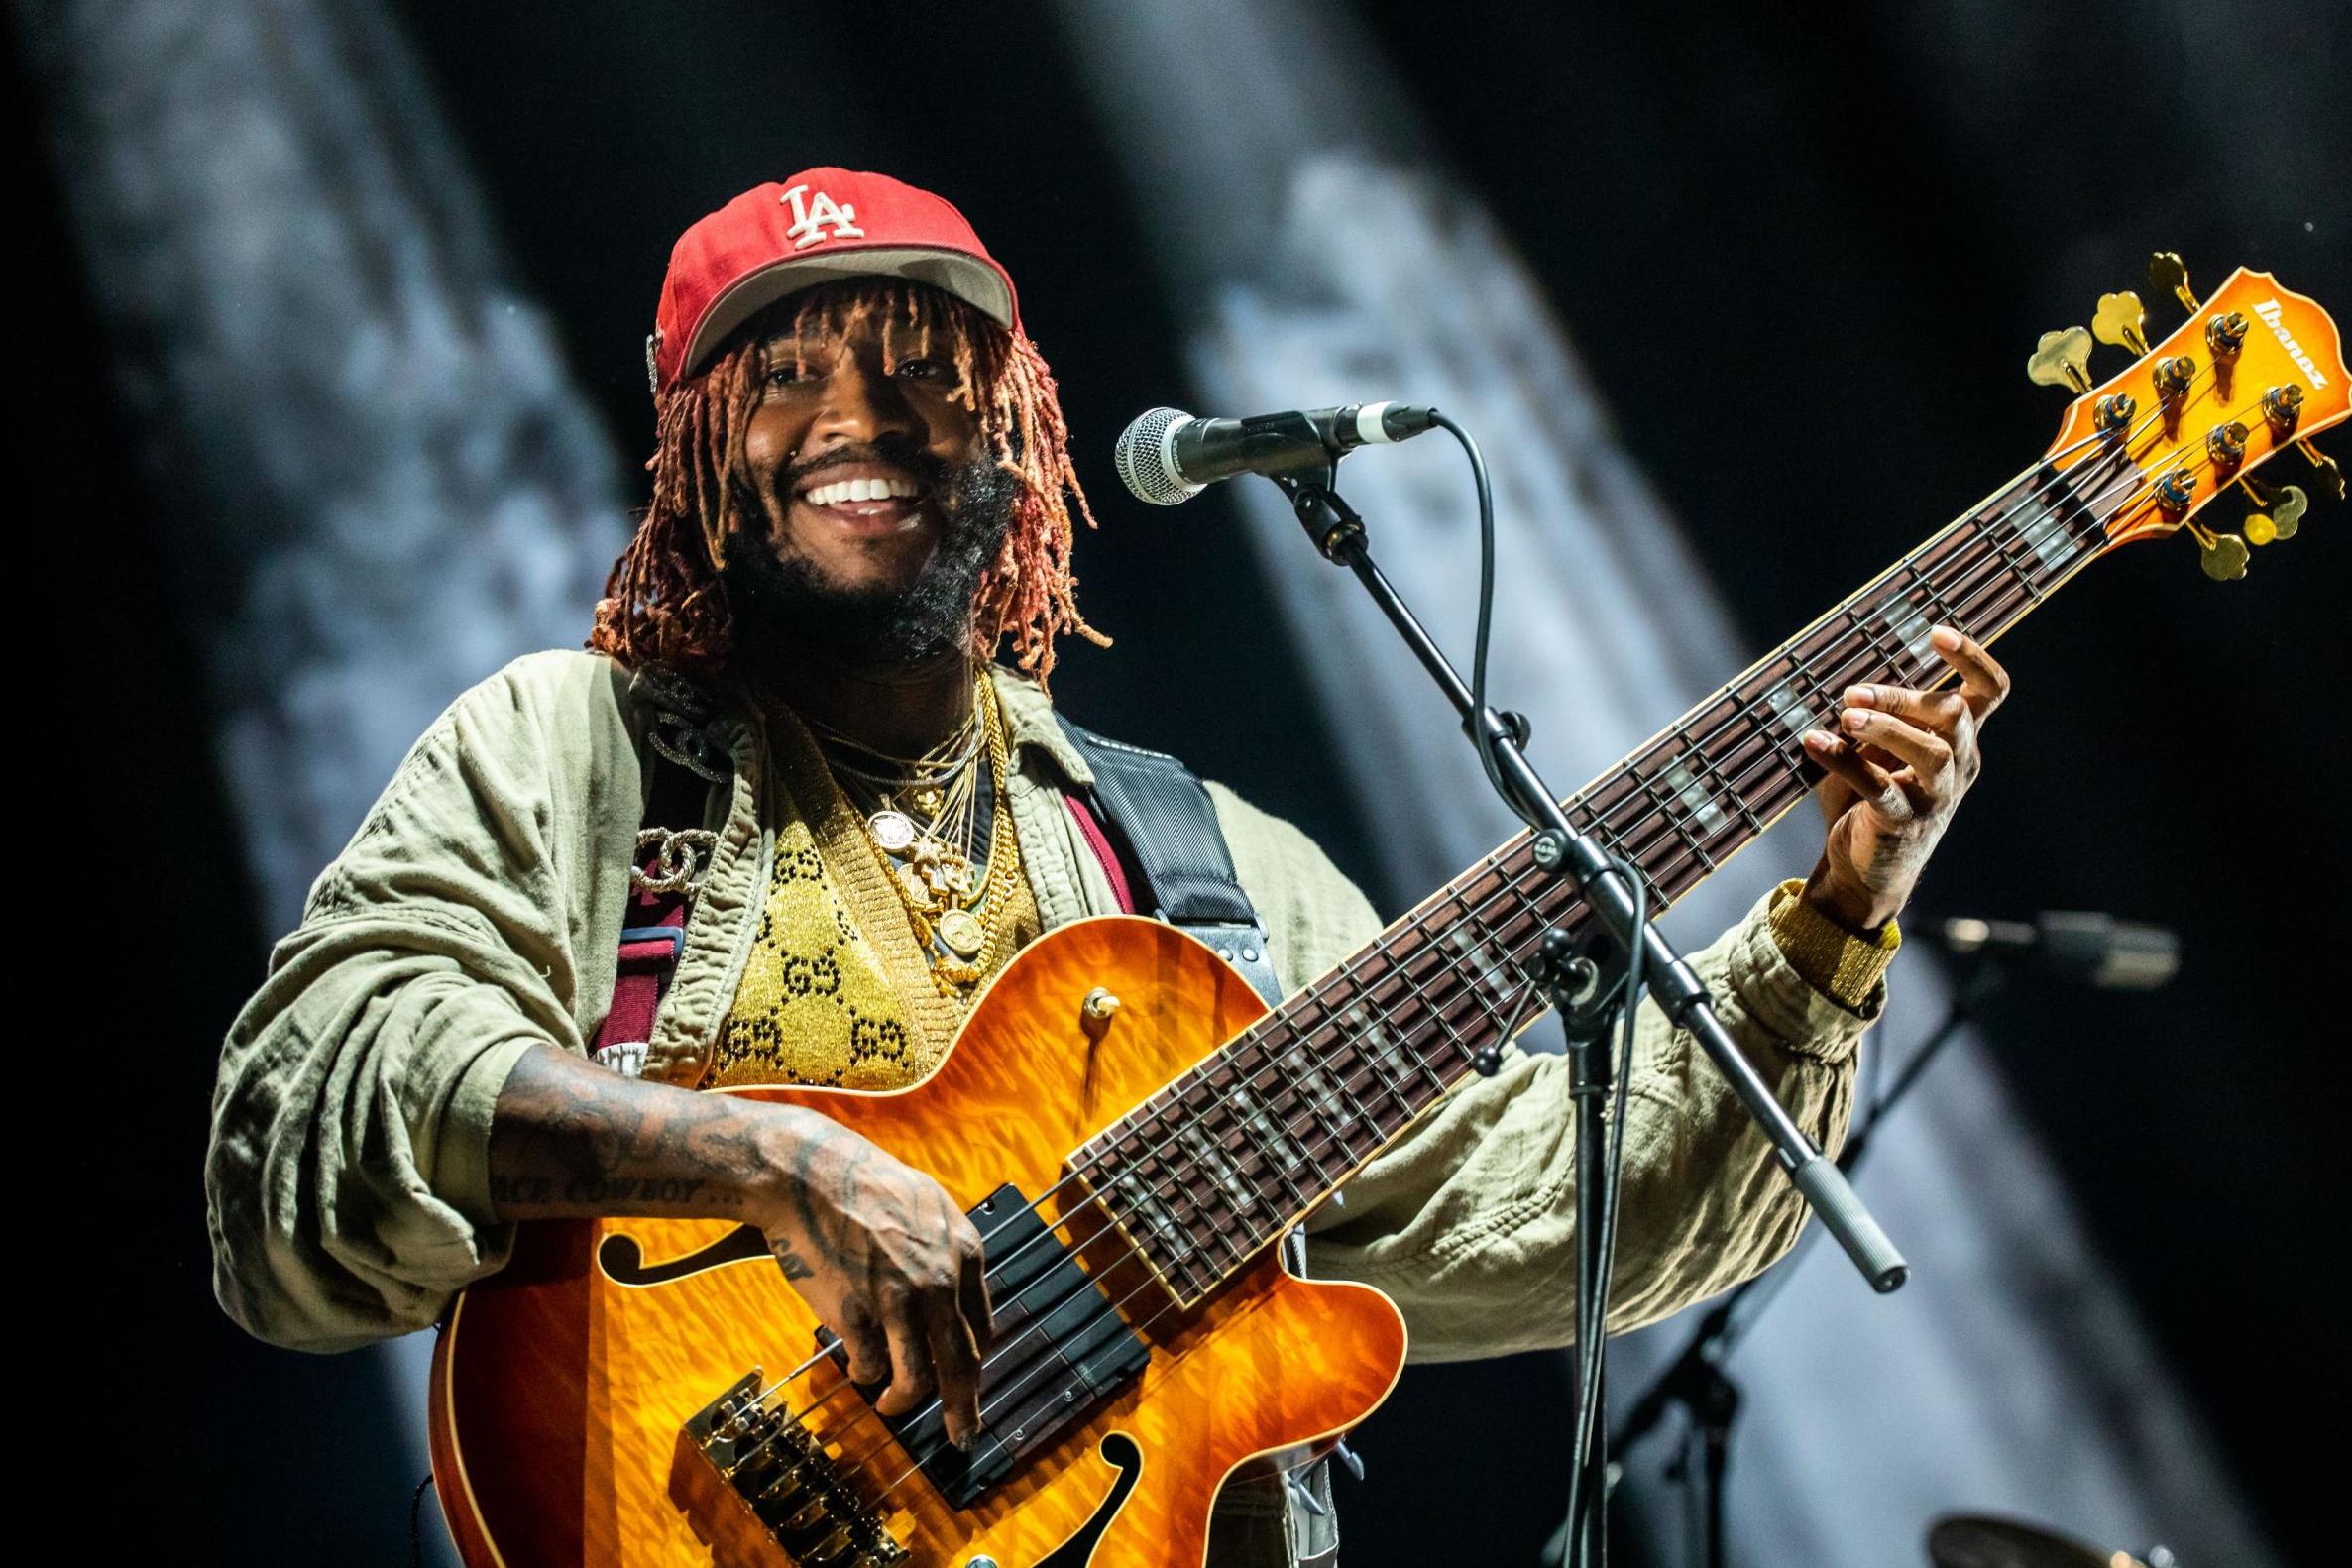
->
[[2254, 299, 2329, 389]]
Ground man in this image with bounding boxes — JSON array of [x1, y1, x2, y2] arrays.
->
[[206, 168, 2007, 1565]]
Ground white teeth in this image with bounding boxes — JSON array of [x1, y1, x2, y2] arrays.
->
[[802, 476, 921, 507]]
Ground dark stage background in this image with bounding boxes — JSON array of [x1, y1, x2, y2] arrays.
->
[[28, 2, 2344, 1563]]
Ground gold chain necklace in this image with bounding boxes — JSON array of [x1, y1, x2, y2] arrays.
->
[[827, 674, 1021, 990]]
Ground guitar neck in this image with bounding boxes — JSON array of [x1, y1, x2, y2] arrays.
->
[[1077, 438, 2145, 1304]]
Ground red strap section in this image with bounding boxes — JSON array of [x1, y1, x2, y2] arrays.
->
[[1064, 794, 1136, 915], [600, 969, 664, 1051], [594, 862, 691, 1054]]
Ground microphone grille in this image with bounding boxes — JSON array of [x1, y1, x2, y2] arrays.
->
[[1114, 406, 1204, 506]]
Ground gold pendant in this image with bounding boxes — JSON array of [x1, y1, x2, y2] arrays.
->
[[897, 863, 942, 914], [904, 837, 975, 904], [937, 907, 986, 960], [868, 810, 919, 852]]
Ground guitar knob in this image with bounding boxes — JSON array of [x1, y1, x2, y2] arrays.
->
[[2093, 392, 2137, 434], [2152, 355, 2195, 400], [2204, 310, 2249, 360], [2027, 326, 2093, 392], [2092, 290, 2150, 356], [2205, 421, 2249, 467], [2196, 531, 2250, 581], [2262, 384, 2305, 432], [2155, 469, 2198, 513]]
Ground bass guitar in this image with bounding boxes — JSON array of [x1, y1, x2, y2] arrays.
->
[[430, 261, 2342, 1567]]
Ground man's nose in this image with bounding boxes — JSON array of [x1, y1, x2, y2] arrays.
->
[[805, 352, 920, 451]]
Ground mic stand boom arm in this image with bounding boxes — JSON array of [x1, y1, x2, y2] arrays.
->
[[1274, 474, 1908, 1568]]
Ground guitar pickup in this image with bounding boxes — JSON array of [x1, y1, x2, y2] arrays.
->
[[816, 1183, 1151, 1510]]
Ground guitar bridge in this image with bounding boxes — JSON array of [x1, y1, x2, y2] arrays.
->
[[683, 1369, 908, 1567]]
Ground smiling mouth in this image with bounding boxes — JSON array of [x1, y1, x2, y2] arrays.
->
[[793, 467, 932, 530]]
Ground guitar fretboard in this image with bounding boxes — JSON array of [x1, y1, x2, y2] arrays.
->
[[1076, 440, 2143, 1304]]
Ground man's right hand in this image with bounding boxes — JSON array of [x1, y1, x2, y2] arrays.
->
[[484, 1044, 994, 1447], [747, 1114, 994, 1448]]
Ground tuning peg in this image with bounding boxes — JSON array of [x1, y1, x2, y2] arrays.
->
[[2092, 291, 2150, 356], [2147, 252, 2197, 312], [2027, 326, 2094, 392], [2242, 483, 2307, 546], [2296, 442, 2345, 503], [2189, 523, 2250, 581]]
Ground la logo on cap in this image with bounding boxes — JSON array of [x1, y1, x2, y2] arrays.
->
[[780, 182, 865, 251]]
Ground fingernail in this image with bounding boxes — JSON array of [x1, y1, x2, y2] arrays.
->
[[1841, 709, 1867, 732], [1845, 685, 1874, 706], [1931, 625, 1961, 650], [1802, 728, 1833, 748]]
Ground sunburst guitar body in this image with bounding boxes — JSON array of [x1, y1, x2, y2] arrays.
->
[[431, 916, 1407, 1568]]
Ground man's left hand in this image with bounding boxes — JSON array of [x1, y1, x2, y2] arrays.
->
[[1797, 625, 2010, 933]]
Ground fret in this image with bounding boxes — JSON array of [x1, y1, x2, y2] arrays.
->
[[1975, 503, 2046, 607], [1270, 1034, 1373, 1171], [1628, 754, 1719, 875], [1343, 1000, 1424, 1117], [1687, 716, 1768, 838], [1298, 1044, 1383, 1151], [1259, 1040, 1363, 1176], [1908, 554, 1964, 636], [1176, 1119, 1258, 1217], [1387, 938, 1486, 1072], [1836, 597, 1894, 683], [1112, 1165, 1205, 1294], [1923, 520, 2008, 629], [1880, 584, 1939, 668], [1655, 751, 1730, 840], [1758, 664, 1823, 742], [1228, 1078, 1316, 1210], [1443, 896, 1519, 1022]]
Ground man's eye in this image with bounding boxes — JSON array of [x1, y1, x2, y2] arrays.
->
[[896, 358, 949, 382], [766, 363, 811, 387]]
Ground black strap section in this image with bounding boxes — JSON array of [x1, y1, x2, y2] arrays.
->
[[1053, 714, 1284, 1007], [643, 747, 715, 834]]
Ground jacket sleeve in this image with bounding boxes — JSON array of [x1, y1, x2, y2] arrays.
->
[[1206, 782, 1872, 1363], [204, 653, 635, 1352]]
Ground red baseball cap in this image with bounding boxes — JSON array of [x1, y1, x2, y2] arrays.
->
[[648, 168, 1021, 395]]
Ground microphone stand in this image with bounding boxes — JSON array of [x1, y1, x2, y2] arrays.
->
[[1599, 959, 2004, 1568], [1273, 469, 1907, 1568]]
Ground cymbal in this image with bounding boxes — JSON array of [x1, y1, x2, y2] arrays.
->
[[1927, 1513, 2146, 1568]]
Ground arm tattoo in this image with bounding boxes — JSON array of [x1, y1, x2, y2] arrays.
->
[[485, 1045, 792, 1222]]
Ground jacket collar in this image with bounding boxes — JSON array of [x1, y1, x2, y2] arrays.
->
[[988, 666, 1094, 789]]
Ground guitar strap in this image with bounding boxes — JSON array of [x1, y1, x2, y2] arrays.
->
[[1051, 714, 1285, 1009], [590, 686, 727, 1079]]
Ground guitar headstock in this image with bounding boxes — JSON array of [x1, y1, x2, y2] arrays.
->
[[2030, 260, 2345, 579]]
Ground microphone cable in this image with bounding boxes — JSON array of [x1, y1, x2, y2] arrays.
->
[[1434, 408, 1642, 1558]]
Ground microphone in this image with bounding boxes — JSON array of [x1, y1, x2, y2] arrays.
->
[[1114, 402, 1437, 504], [1930, 912, 2181, 990]]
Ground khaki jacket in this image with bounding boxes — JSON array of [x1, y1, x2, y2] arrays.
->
[[206, 650, 1873, 1564]]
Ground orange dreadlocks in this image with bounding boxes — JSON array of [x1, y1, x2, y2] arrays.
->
[[589, 279, 1106, 683]]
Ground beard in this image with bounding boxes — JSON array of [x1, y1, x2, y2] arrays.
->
[[721, 444, 1018, 673]]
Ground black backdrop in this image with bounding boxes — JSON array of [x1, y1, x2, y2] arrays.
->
[[34, 2, 2344, 1562]]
